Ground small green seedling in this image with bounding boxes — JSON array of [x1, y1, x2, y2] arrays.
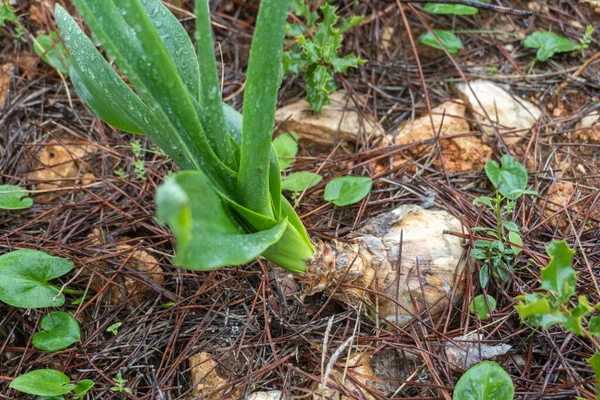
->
[[281, 171, 322, 192], [324, 176, 372, 207], [0, 185, 33, 209], [471, 155, 536, 288], [515, 240, 600, 394], [0, 0, 24, 39], [33, 31, 70, 75], [111, 371, 132, 394], [273, 132, 299, 170], [424, 3, 478, 15], [523, 26, 595, 62], [453, 361, 514, 400], [0, 250, 74, 308], [57, 0, 315, 274], [579, 25, 595, 56], [33, 311, 81, 352], [283, 3, 365, 113], [419, 30, 463, 55], [469, 294, 497, 320], [106, 322, 122, 336]]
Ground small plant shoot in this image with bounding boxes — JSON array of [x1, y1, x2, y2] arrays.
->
[[0, 185, 33, 209], [56, 0, 315, 273], [453, 361, 514, 400], [324, 176, 372, 207], [523, 31, 580, 62], [419, 30, 463, 54], [32, 311, 81, 352], [111, 371, 132, 394]]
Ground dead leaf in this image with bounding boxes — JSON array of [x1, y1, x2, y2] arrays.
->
[[29, 0, 56, 25], [0, 63, 15, 109], [188, 352, 243, 399]]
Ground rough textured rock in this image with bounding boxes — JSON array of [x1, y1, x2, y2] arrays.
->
[[575, 111, 600, 142], [28, 138, 97, 203], [85, 229, 164, 304], [379, 100, 492, 173], [445, 333, 512, 370], [248, 391, 284, 400], [454, 80, 542, 145], [275, 92, 384, 147], [541, 182, 575, 228], [188, 352, 242, 399], [301, 204, 468, 328], [0, 63, 14, 109]]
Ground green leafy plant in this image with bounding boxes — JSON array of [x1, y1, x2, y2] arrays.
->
[[453, 361, 514, 400], [0, 185, 33, 209], [523, 27, 594, 62], [515, 240, 600, 395], [424, 3, 478, 15], [110, 371, 132, 394], [106, 322, 122, 336], [419, 30, 463, 55], [272, 132, 298, 170], [56, 0, 315, 273], [33, 31, 70, 75], [324, 176, 372, 207], [471, 155, 536, 288], [10, 369, 75, 397], [32, 311, 81, 351], [72, 380, 95, 399], [281, 171, 322, 192], [469, 294, 497, 320], [283, 3, 365, 113], [0, 0, 24, 39], [0, 250, 74, 308]]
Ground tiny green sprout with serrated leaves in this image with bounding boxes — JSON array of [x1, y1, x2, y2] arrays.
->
[[55, 0, 316, 273], [471, 155, 537, 288], [111, 371, 132, 394], [283, 2, 365, 113], [0, 0, 24, 40]]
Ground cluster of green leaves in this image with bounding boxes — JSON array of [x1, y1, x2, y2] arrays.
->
[[283, 1, 365, 113], [33, 31, 70, 75], [453, 361, 514, 400], [110, 372, 132, 394], [471, 155, 536, 288], [523, 25, 595, 62], [115, 139, 148, 181], [0, 0, 24, 39], [56, 0, 316, 274], [515, 240, 600, 394]]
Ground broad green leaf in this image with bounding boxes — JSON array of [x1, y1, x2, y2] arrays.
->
[[273, 133, 299, 170], [562, 296, 593, 335], [524, 31, 579, 62], [72, 379, 94, 399], [485, 155, 528, 200], [469, 294, 497, 320], [424, 3, 478, 15], [502, 221, 519, 232], [540, 240, 576, 302], [589, 316, 600, 335], [480, 265, 490, 288], [10, 370, 75, 396], [331, 54, 365, 74], [237, 0, 290, 218], [0, 1, 18, 27], [282, 172, 322, 192], [33, 31, 69, 75], [324, 176, 372, 207], [453, 361, 514, 400], [419, 30, 462, 54], [0, 185, 33, 209], [588, 352, 600, 394], [508, 231, 523, 255], [156, 171, 287, 270], [515, 294, 552, 320], [473, 196, 494, 208], [194, 0, 236, 169], [306, 65, 334, 113], [0, 250, 73, 308], [283, 50, 309, 75], [32, 311, 81, 352]]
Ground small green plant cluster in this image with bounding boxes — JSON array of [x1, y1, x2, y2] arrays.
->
[[283, 1, 365, 113], [0, 0, 24, 39], [523, 25, 595, 62], [115, 139, 148, 181], [110, 371, 132, 394], [515, 240, 600, 395], [471, 155, 537, 288]]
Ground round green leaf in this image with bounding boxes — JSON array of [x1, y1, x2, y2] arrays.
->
[[73, 379, 95, 399], [419, 30, 462, 54], [469, 294, 497, 320], [32, 312, 81, 352], [523, 31, 579, 62], [423, 3, 478, 15], [281, 172, 322, 192], [0, 185, 33, 210], [273, 132, 299, 170], [324, 176, 372, 207], [0, 250, 74, 308], [508, 231, 523, 255], [453, 361, 514, 400], [10, 369, 75, 396], [484, 155, 528, 200]]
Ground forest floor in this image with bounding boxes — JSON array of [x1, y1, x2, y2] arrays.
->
[[1, 0, 600, 399]]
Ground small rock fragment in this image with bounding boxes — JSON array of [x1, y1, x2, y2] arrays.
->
[[275, 92, 384, 148], [248, 391, 284, 400], [188, 352, 242, 399], [445, 333, 512, 370], [28, 138, 97, 203], [455, 80, 542, 145], [541, 182, 574, 228], [312, 349, 377, 400], [379, 100, 492, 173], [0, 63, 15, 109], [575, 111, 600, 142]]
